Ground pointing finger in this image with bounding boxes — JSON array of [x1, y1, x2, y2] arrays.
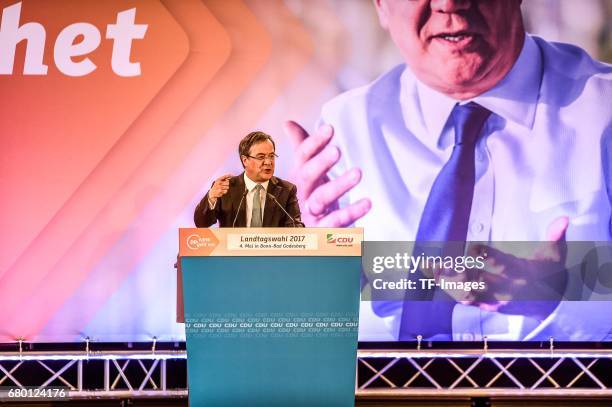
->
[[216, 173, 233, 182]]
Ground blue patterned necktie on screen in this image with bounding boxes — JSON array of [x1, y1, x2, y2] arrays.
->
[[250, 184, 263, 228], [416, 102, 492, 242], [398, 102, 491, 340]]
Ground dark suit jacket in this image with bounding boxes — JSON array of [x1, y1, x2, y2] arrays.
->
[[194, 174, 304, 227]]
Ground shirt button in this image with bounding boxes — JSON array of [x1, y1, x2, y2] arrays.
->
[[461, 333, 475, 341], [471, 222, 484, 234]]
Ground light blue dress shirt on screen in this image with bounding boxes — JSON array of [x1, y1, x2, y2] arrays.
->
[[320, 35, 612, 341]]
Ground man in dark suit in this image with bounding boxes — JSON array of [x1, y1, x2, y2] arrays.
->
[[194, 131, 304, 228]]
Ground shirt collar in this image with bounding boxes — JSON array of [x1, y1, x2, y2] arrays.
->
[[473, 34, 541, 130], [243, 172, 269, 192], [415, 77, 456, 149], [413, 34, 541, 145]]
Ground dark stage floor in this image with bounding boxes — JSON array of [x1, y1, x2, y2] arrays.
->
[[3, 397, 612, 407]]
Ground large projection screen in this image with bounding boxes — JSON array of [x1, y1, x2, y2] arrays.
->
[[1, 0, 611, 343]]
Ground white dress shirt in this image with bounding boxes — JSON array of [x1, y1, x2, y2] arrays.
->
[[320, 35, 612, 341], [243, 174, 268, 227]]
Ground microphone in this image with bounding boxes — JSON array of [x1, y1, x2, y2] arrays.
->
[[232, 189, 248, 227], [267, 193, 301, 227]]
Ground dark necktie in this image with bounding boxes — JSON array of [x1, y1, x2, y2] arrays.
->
[[417, 102, 492, 241], [399, 102, 492, 340]]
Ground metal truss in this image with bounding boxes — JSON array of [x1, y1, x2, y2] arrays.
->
[[0, 344, 610, 400], [356, 348, 612, 398], [0, 347, 187, 400]]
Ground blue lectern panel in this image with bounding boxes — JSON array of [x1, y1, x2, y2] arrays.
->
[[181, 256, 361, 407]]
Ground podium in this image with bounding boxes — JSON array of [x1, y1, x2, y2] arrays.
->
[[178, 227, 363, 406]]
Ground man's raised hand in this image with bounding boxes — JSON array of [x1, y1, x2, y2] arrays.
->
[[208, 174, 232, 205]]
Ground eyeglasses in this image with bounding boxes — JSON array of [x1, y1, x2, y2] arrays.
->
[[245, 153, 278, 162]]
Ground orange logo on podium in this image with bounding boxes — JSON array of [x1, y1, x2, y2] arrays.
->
[[181, 229, 219, 256]]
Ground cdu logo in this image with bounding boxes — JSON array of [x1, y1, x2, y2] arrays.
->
[[326, 233, 355, 247]]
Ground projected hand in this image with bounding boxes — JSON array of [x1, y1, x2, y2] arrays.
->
[[465, 217, 569, 320], [284, 121, 371, 227]]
